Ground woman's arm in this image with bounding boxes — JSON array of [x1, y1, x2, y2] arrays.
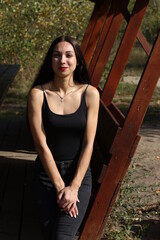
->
[[58, 85, 100, 216], [27, 87, 65, 192], [71, 85, 100, 188]]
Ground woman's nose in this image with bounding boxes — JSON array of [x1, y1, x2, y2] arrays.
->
[[60, 54, 66, 63]]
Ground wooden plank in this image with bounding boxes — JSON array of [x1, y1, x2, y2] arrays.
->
[[137, 29, 151, 56], [118, 32, 160, 150], [107, 103, 125, 127], [0, 65, 8, 76], [0, 159, 26, 240], [81, 0, 105, 56], [88, 0, 122, 76], [121, 6, 152, 55], [20, 161, 43, 240], [90, 0, 130, 87], [90, 102, 121, 188], [1, 117, 21, 151], [95, 103, 120, 159], [16, 117, 34, 152], [0, 64, 20, 106], [0, 117, 11, 148], [79, 31, 160, 240], [0, 64, 20, 80], [83, 0, 112, 66], [0, 157, 10, 212], [101, 0, 150, 105]]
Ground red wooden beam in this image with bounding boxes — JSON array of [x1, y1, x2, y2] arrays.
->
[[121, 6, 152, 56], [90, 0, 130, 87], [101, 0, 150, 106], [80, 32, 160, 240], [81, 1, 100, 55], [82, 0, 112, 66], [137, 29, 151, 56]]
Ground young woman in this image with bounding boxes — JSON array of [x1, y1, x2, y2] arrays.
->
[[27, 36, 99, 240]]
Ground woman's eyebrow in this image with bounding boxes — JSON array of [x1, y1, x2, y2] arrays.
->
[[53, 50, 74, 53]]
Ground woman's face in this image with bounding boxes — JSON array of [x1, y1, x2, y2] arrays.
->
[[52, 41, 77, 78]]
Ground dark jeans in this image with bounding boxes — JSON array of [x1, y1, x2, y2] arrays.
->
[[34, 159, 92, 240]]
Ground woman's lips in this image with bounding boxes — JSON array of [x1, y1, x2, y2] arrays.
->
[[59, 67, 68, 71]]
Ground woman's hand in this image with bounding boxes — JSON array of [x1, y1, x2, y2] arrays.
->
[[57, 186, 79, 218]]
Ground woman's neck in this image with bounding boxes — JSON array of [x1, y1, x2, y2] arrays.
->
[[51, 75, 77, 93]]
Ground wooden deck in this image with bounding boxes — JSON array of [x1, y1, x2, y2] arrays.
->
[[0, 64, 20, 107], [0, 115, 43, 240]]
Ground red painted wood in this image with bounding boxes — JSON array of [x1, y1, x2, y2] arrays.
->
[[88, 0, 126, 75], [80, 31, 160, 240], [121, 32, 160, 144], [81, 2, 99, 55], [121, 6, 151, 56], [83, 0, 112, 66], [90, 0, 130, 87], [108, 103, 125, 127], [137, 29, 151, 56], [101, 0, 150, 106]]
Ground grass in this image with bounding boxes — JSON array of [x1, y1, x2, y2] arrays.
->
[[103, 155, 160, 240]]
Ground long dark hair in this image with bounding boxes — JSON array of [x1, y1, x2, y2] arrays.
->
[[32, 35, 90, 88]]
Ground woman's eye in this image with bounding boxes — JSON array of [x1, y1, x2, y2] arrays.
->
[[66, 54, 73, 58], [53, 54, 60, 58]]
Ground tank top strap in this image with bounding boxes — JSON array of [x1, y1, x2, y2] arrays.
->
[[41, 85, 47, 114], [84, 84, 89, 93], [41, 85, 47, 99], [41, 85, 45, 93], [80, 84, 89, 110], [82, 84, 89, 101]]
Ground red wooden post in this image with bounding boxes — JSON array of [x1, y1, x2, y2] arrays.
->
[[101, 0, 150, 105], [89, 0, 130, 86], [79, 0, 160, 239], [80, 32, 160, 239], [81, 0, 112, 66]]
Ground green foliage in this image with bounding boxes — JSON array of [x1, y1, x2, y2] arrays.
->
[[0, 0, 94, 67], [0, 0, 159, 69], [141, 0, 160, 44]]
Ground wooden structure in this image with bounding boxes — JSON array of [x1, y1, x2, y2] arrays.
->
[[0, 1, 160, 239], [79, 0, 160, 239], [0, 64, 20, 107]]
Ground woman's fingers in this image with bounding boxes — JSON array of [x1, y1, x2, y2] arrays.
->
[[68, 203, 78, 218], [60, 202, 79, 218], [57, 186, 80, 217], [60, 202, 73, 212]]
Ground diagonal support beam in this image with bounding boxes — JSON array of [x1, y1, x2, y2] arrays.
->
[[79, 31, 160, 240], [101, 0, 150, 106]]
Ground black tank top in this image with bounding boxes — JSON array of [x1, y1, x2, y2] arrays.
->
[[41, 85, 88, 162]]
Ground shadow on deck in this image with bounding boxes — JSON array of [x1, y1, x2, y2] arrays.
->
[[0, 115, 43, 240]]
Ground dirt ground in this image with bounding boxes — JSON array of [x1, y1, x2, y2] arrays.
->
[[126, 116, 160, 239]]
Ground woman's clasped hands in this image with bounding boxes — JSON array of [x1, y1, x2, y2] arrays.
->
[[57, 186, 80, 218]]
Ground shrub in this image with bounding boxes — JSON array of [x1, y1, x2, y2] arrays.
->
[[0, 0, 94, 67]]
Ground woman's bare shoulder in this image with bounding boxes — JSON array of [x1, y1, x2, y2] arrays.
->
[[87, 85, 100, 99], [85, 85, 100, 108], [28, 85, 43, 103]]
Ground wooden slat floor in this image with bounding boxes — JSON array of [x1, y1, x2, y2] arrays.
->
[[0, 115, 108, 240], [0, 115, 43, 240]]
